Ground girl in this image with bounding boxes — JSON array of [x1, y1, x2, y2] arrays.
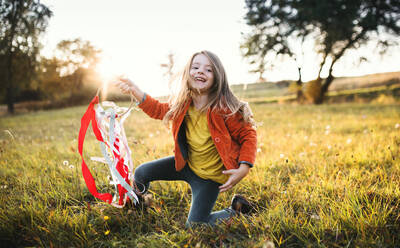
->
[[115, 50, 257, 226]]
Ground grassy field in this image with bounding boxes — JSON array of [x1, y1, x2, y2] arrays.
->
[[1, 101, 400, 247]]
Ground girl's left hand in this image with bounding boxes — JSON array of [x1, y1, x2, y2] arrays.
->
[[219, 164, 250, 192]]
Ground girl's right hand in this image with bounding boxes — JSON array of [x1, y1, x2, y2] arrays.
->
[[114, 77, 136, 95], [114, 77, 145, 103]]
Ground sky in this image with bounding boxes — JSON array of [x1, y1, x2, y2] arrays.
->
[[40, 0, 400, 97]]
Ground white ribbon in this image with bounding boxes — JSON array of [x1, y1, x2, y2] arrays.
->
[[92, 103, 139, 207]]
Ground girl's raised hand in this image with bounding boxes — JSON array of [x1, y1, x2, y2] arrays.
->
[[114, 77, 135, 94], [113, 77, 145, 103], [219, 164, 250, 193]]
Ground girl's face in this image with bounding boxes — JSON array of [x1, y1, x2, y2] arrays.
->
[[189, 54, 214, 94]]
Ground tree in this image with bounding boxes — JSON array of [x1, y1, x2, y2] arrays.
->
[[53, 38, 101, 94], [160, 51, 179, 91], [36, 56, 63, 99], [249, 56, 267, 83], [160, 52, 175, 83], [37, 39, 101, 101], [0, 0, 52, 113], [242, 0, 400, 103]]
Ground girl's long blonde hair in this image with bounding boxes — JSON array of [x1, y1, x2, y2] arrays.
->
[[163, 50, 255, 127]]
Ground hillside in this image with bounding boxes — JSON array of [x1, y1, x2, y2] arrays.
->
[[231, 71, 400, 102], [329, 71, 400, 91]]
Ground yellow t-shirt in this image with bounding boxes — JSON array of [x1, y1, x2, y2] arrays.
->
[[185, 105, 229, 184]]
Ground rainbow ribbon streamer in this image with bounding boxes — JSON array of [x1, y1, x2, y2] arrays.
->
[[78, 96, 139, 208]]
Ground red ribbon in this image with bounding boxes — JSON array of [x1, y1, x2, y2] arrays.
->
[[113, 137, 130, 205], [78, 96, 113, 204]]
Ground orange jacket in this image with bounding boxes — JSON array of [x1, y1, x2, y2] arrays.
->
[[138, 94, 257, 171]]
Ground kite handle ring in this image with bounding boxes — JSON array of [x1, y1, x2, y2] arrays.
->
[[95, 85, 135, 117]]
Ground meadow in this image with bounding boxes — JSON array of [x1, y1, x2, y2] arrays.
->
[[0, 100, 400, 247]]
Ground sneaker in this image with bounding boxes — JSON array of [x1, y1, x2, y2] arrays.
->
[[129, 181, 149, 210], [230, 194, 253, 215], [127, 192, 153, 210]]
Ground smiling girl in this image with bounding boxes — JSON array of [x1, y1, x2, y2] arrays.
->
[[115, 50, 257, 226]]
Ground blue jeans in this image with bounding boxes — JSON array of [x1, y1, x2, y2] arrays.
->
[[134, 156, 235, 226]]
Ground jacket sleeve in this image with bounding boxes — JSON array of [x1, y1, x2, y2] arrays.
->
[[225, 112, 257, 166], [138, 94, 170, 120]]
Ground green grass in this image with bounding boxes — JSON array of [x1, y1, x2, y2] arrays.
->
[[1, 102, 400, 247]]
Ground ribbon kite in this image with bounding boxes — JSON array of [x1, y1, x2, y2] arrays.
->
[[78, 92, 140, 208]]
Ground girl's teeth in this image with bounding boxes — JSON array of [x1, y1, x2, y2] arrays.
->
[[196, 77, 205, 82]]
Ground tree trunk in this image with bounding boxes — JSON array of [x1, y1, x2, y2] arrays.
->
[[6, 1, 18, 114], [313, 30, 367, 105], [314, 69, 335, 104], [296, 67, 305, 102], [6, 61, 15, 114], [296, 82, 304, 101]]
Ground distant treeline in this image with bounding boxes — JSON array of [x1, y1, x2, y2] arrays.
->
[[0, 39, 105, 109]]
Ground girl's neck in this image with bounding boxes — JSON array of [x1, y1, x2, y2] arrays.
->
[[191, 93, 209, 110]]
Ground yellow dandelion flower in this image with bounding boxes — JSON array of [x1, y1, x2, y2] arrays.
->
[[103, 216, 109, 221], [104, 230, 110, 235]]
